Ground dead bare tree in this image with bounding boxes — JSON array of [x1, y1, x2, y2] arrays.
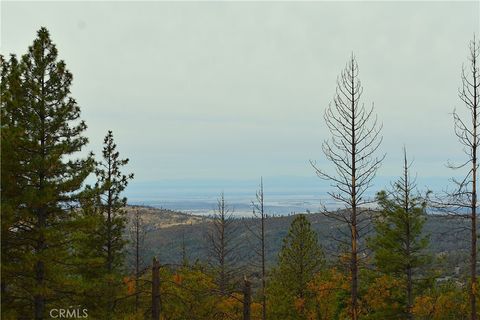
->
[[129, 208, 148, 312], [438, 37, 479, 320], [206, 192, 239, 296], [243, 276, 251, 320], [247, 178, 267, 320], [311, 54, 384, 320], [151, 257, 161, 320]]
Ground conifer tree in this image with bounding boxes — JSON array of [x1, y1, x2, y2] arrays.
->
[[269, 214, 324, 320], [247, 177, 268, 320], [439, 37, 480, 320], [71, 131, 133, 318], [1, 53, 29, 318], [129, 208, 147, 312], [311, 54, 384, 319], [1, 28, 94, 319], [95, 130, 134, 316], [206, 192, 239, 296], [369, 148, 430, 319]]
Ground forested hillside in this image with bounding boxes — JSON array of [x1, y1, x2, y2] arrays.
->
[[130, 206, 470, 277], [2, 27, 479, 320]]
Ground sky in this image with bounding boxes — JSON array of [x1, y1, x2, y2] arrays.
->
[[1, 1, 480, 202]]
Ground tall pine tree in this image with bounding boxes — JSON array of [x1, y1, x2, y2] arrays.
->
[[369, 148, 430, 319], [95, 130, 133, 317], [268, 214, 324, 320], [1, 28, 94, 319], [1, 53, 30, 318]]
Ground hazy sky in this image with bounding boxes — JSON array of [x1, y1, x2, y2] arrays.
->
[[2, 1, 479, 189]]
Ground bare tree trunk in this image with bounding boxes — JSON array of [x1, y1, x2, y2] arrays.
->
[[129, 208, 147, 313], [248, 178, 267, 320], [34, 230, 45, 320], [259, 179, 267, 320], [350, 78, 359, 320], [152, 257, 160, 320], [243, 276, 251, 320], [135, 210, 140, 312], [471, 41, 478, 319], [207, 193, 238, 296], [351, 211, 358, 320], [311, 54, 384, 320], [106, 164, 112, 273], [220, 197, 226, 295], [402, 149, 413, 320], [448, 38, 479, 320], [471, 77, 478, 320]]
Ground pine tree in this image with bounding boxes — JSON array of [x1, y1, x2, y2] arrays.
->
[[311, 54, 384, 320], [1, 28, 94, 319], [440, 36, 480, 320], [129, 208, 148, 312], [95, 130, 134, 316], [1, 53, 30, 318], [369, 148, 430, 319], [206, 192, 239, 296], [269, 214, 324, 320], [248, 177, 268, 320]]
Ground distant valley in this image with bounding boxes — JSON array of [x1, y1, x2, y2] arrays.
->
[[125, 205, 471, 280]]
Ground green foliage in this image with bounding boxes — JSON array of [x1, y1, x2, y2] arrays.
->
[[268, 214, 324, 320], [306, 268, 350, 320], [369, 190, 430, 276], [1, 26, 478, 320], [95, 130, 134, 273], [1, 54, 29, 318], [368, 151, 431, 318], [1, 27, 94, 318], [413, 281, 471, 319], [74, 131, 134, 318]]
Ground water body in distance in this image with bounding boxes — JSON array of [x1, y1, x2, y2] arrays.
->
[[126, 175, 451, 217]]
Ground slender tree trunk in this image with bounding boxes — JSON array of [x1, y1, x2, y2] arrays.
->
[[34, 230, 46, 320], [312, 54, 383, 320], [220, 197, 226, 295], [403, 150, 414, 319], [243, 276, 251, 320], [35, 70, 47, 320], [471, 61, 478, 320], [350, 67, 359, 320], [107, 164, 112, 272], [106, 175, 113, 318], [152, 258, 160, 320], [260, 179, 267, 320], [135, 211, 140, 312], [35, 189, 46, 319], [351, 211, 358, 320], [451, 38, 479, 320]]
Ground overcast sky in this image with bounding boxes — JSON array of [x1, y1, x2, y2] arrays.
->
[[2, 1, 479, 190]]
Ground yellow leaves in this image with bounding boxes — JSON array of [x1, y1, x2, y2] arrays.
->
[[250, 302, 263, 318], [216, 294, 243, 320], [412, 295, 434, 316], [363, 275, 403, 312], [173, 273, 182, 285], [123, 276, 136, 295], [412, 285, 469, 320], [294, 297, 305, 313], [308, 267, 348, 297], [306, 268, 349, 320]]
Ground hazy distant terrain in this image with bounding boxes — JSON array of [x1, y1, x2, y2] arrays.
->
[[126, 205, 470, 277], [125, 175, 454, 215]]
